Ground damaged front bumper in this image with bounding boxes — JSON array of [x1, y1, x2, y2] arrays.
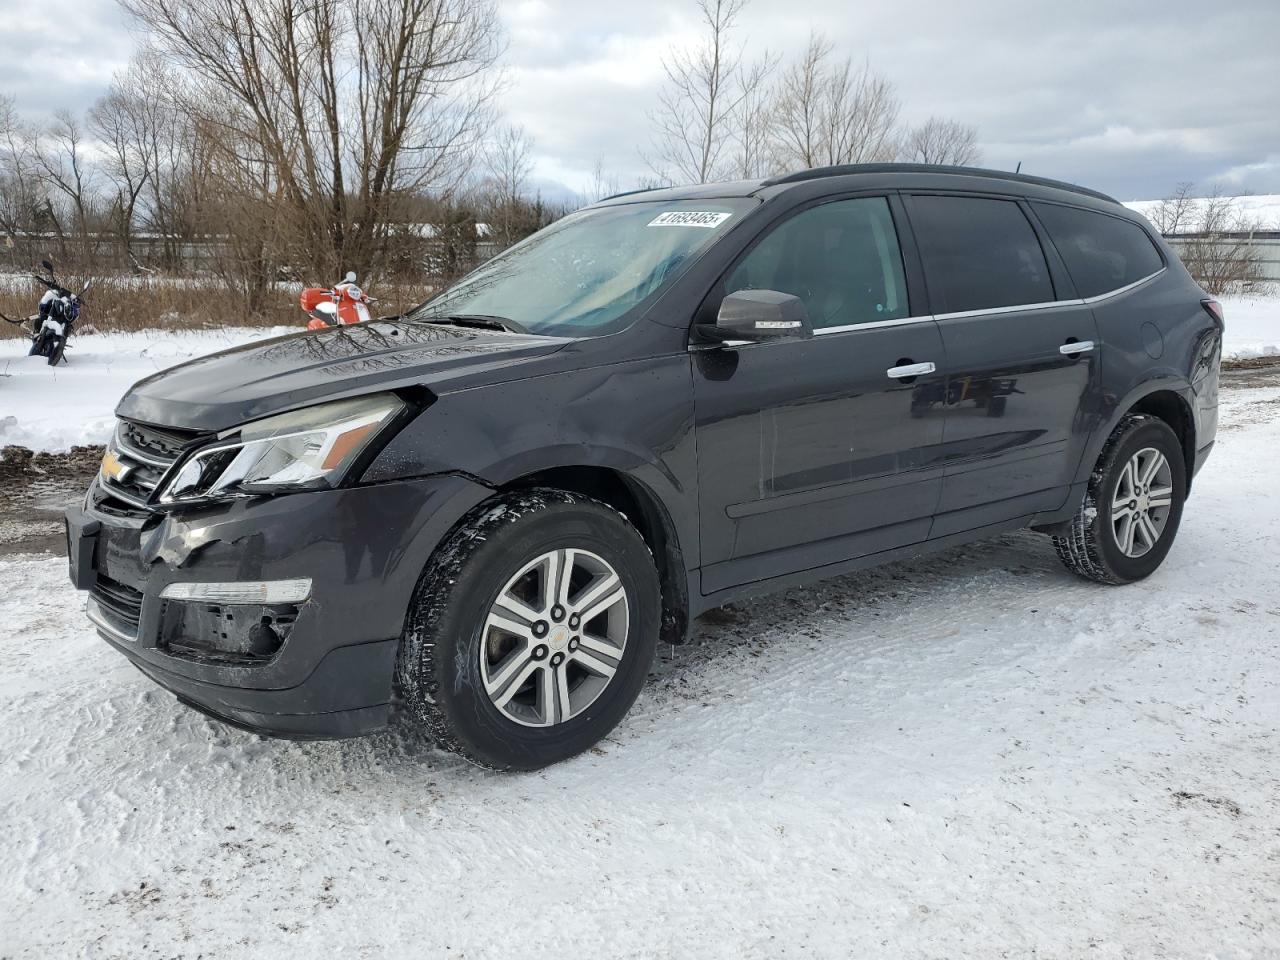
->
[[66, 473, 491, 738]]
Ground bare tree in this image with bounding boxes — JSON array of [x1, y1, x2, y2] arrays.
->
[[770, 33, 900, 171], [0, 95, 38, 255], [899, 116, 981, 166], [90, 56, 166, 267], [646, 0, 761, 184], [770, 33, 827, 169], [478, 123, 536, 247], [731, 53, 778, 179], [119, 0, 503, 286], [33, 110, 98, 262], [1147, 181, 1197, 235], [1160, 186, 1272, 295], [586, 158, 620, 203]]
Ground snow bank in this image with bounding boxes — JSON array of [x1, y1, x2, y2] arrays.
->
[[0, 327, 293, 452], [1220, 295, 1280, 359]]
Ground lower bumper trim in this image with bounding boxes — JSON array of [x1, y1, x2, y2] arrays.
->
[[86, 595, 138, 644]]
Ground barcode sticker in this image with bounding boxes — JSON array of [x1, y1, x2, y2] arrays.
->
[[648, 211, 733, 228]]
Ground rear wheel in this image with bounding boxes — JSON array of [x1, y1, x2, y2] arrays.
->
[[396, 488, 660, 770], [48, 336, 66, 366], [1053, 415, 1186, 584]]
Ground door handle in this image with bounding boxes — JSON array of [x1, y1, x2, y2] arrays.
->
[[1059, 340, 1095, 356], [886, 361, 936, 379]]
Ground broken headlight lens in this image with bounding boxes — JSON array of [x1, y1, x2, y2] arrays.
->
[[159, 394, 404, 503]]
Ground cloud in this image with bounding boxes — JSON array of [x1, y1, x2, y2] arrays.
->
[[6, 0, 1278, 202], [499, 0, 1280, 199]]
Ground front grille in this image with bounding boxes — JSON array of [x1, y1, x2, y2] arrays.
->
[[99, 419, 205, 510], [90, 575, 144, 633]]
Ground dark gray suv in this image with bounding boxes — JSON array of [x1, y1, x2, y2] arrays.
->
[[66, 164, 1222, 769]]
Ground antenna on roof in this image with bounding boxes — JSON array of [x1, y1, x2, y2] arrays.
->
[[1015, 161, 1022, 174]]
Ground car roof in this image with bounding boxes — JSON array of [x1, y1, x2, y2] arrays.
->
[[594, 163, 1121, 211]]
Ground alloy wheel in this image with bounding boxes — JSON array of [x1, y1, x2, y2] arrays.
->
[[479, 548, 629, 727], [1110, 446, 1174, 558]]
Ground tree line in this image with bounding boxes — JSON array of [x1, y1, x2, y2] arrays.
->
[[644, 0, 980, 185], [3, 0, 985, 317]]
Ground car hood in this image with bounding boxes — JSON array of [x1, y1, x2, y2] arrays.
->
[[116, 321, 570, 432]]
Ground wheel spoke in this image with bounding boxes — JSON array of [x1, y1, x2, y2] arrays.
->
[[485, 650, 538, 705], [541, 549, 575, 611], [1112, 503, 1133, 520], [1139, 451, 1166, 487], [1115, 460, 1135, 501], [1118, 513, 1136, 555], [571, 646, 618, 680], [1138, 512, 1161, 548], [1147, 486, 1174, 509], [494, 590, 541, 627], [577, 632, 622, 660], [571, 571, 620, 620], [539, 662, 571, 726], [486, 610, 534, 642], [577, 583, 626, 627]]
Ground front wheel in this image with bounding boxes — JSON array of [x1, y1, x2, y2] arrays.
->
[[1053, 414, 1186, 584], [396, 488, 660, 770], [47, 336, 65, 365]]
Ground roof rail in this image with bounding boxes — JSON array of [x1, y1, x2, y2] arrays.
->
[[761, 163, 1119, 205], [598, 185, 665, 203]]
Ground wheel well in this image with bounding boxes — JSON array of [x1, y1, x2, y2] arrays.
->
[[1126, 390, 1196, 490], [502, 467, 690, 645]]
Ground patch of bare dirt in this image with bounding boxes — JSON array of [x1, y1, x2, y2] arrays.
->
[[0, 445, 102, 557]]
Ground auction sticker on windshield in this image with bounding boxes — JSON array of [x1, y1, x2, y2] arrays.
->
[[648, 211, 733, 228]]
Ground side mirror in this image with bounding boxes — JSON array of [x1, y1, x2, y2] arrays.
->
[[41, 259, 54, 273], [343, 271, 357, 284], [698, 289, 812, 343]]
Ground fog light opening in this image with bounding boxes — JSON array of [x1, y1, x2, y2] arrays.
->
[[159, 578, 312, 605]]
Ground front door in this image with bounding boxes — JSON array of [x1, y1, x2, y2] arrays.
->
[[692, 196, 948, 594], [904, 193, 1101, 535]]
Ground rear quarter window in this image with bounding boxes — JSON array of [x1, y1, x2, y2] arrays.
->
[[1032, 203, 1164, 298], [908, 195, 1055, 314]]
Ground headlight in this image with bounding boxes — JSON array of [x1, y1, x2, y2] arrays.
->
[[159, 394, 405, 503]]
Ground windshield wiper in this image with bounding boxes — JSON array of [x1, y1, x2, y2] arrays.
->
[[410, 314, 531, 335]]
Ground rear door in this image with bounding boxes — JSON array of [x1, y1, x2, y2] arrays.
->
[[691, 194, 948, 594], [903, 193, 1101, 535]]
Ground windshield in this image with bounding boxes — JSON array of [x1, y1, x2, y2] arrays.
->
[[410, 198, 756, 336]]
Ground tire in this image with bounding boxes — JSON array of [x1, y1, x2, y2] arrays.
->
[[48, 337, 65, 366], [1053, 414, 1186, 584], [987, 396, 1007, 417], [396, 488, 660, 770]]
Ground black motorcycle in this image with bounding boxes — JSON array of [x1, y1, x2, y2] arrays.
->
[[2, 260, 91, 366]]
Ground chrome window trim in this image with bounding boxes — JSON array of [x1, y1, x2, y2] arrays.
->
[[934, 299, 1084, 321], [1081, 267, 1166, 304], [691, 267, 1167, 349], [812, 314, 936, 336]]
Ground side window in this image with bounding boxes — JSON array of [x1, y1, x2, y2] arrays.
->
[[909, 196, 1055, 314], [724, 197, 909, 330], [1033, 203, 1164, 298]]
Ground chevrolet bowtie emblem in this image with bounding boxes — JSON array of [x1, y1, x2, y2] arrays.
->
[[101, 448, 134, 484]]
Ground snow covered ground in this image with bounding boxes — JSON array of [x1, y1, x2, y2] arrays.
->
[[0, 327, 293, 452], [1220, 296, 1280, 359], [2, 298, 1279, 453], [2, 377, 1278, 957]]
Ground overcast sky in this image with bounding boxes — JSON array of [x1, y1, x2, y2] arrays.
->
[[5, 0, 1278, 201]]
